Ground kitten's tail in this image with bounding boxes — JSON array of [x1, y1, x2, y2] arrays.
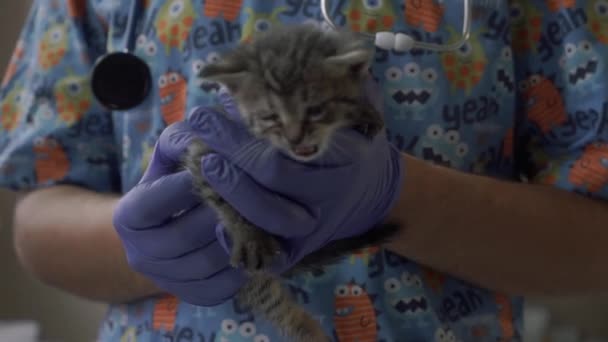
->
[[238, 274, 331, 342]]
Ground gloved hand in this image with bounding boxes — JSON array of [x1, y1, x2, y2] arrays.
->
[[112, 120, 248, 306], [188, 99, 404, 272]]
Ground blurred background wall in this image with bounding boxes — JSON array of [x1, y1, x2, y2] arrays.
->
[[0, 1, 607, 341]]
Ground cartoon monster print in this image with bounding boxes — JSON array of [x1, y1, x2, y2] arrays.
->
[[299, 263, 340, 293], [384, 62, 440, 121], [383, 271, 438, 335], [101, 305, 129, 339], [120, 327, 138, 342], [204, 0, 244, 22], [215, 319, 270, 342], [240, 7, 287, 43], [405, 0, 445, 33], [135, 34, 158, 67], [2, 39, 24, 87], [519, 74, 567, 134], [158, 70, 188, 125], [559, 40, 605, 95], [588, 0, 608, 44], [152, 294, 179, 332], [509, 1, 543, 54], [187, 52, 221, 107], [38, 21, 69, 70], [140, 137, 155, 173], [435, 326, 462, 342], [1, 85, 30, 132], [333, 282, 378, 342], [546, 0, 575, 12], [53, 72, 93, 125], [495, 294, 516, 342], [414, 124, 470, 169], [155, 0, 196, 54], [568, 142, 608, 194], [490, 46, 516, 100], [440, 28, 487, 95], [349, 246, 381, 265], [343, 0, 397, 34], [33, 137, 70, 184], [527, 142, 569, 186]]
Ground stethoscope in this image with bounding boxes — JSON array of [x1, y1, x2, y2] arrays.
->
[[91, 0, 472, 111]]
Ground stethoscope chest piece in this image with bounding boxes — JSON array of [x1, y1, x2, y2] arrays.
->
[[91, 51, 152, 111]]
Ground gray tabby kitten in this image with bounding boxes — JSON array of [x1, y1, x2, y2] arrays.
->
[[183, 23, 400, 342]]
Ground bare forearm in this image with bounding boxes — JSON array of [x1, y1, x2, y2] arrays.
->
[[386, 154, 608, 296], [13, 185, 161, 303]]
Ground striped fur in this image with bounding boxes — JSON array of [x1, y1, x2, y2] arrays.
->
[[182, 23, 401, 342]]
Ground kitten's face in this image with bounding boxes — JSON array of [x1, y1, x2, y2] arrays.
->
[[235, 81, 355, 161], [199, 24, 375, 161]]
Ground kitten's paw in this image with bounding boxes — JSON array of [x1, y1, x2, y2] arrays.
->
[[231, 229, 281, 272]]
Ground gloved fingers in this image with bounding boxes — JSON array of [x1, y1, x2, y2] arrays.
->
[[201, 153, 317, 238], [125, 239, 231, 282], [140, 121, 198, 184], [113, 170, 202, 230], [186, 106, 260, 161], [116, 204, 218, 259], [160, 268, 246, 306]]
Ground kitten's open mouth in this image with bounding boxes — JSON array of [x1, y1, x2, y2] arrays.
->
[[292, 145, 318, 157]]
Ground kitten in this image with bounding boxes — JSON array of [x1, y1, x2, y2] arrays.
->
[[183, 23, 400, 342]]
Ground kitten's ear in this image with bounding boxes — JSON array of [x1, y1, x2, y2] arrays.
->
[[200, 59, 249, 93], [323, 47, 374, 79]]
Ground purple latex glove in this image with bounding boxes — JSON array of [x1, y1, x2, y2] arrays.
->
[[188, 101, 404, 272], [112, 119, 248, 306]]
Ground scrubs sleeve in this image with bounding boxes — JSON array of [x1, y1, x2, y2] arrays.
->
[[0, 0, 121, 193]]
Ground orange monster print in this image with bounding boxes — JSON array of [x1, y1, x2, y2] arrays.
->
[[34, 137, 70, 184], [519, 75, 567, 134], [155, 0, 196, 54], [54, 73, 93, 125], [510, 2, 543, 54], [0, 86, 26, 132], [546, 0, 576, 12], [420, 266, 446, 294], [158, 71, 188, 125], [67, 0, 86, 18], [349, 246, 380, 265], [38, 22, 68, 70], [204, 0, 244, 22], [152, 294, 179, 332], [334, 282, 378, 342], [495, 294, 515, 342], [405, 0, 445, 33], [568, 142, 608, 194]]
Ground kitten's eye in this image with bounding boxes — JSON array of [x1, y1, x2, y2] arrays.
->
[[260, 113, 279, 122], [306, 105, 325, 121]]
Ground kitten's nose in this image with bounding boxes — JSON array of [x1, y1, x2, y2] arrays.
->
[[285, 126, 305, 145]]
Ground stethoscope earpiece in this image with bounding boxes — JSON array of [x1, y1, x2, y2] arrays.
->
[[375, 32, 415, 52], [321, 0, 473, 53]]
